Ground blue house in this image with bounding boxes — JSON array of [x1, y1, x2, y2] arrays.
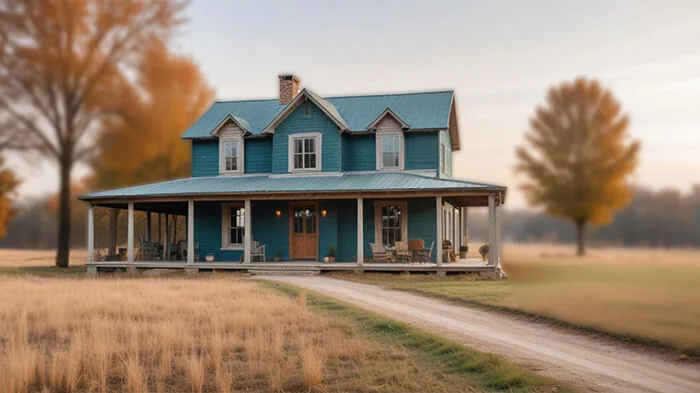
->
[[80, 75, 506, 274]]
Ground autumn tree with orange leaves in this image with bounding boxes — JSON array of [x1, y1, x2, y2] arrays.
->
[[515, 77, 640, 256], [0, 0, 187, 267], [93, 41, 213, 189]]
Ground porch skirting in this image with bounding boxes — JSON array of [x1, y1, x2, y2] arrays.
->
[[86, 259, 496, 275]]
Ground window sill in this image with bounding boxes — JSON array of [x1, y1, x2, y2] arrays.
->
[[289, 168, 321, 173], [220, 246, 244, 251]]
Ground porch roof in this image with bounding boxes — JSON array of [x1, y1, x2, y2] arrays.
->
[[79, 172, 506, 205]]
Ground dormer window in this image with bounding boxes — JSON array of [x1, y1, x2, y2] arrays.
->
[[381, 135, 401, 168], [289, 133, 322, 172], [219, 134, 244, 175]]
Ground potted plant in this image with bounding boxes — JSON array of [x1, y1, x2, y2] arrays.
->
[[327, 244, 336, 263], [205, 253, 215, 262], [479, 243, 489, 261], [274, 250, 283, 262], [459, 245, 469, 259]]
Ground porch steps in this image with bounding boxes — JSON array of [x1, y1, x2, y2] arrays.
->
[[249, 269, 320, 277]]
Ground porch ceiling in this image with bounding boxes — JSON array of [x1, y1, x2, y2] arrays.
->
[[95, 202, 188, 215]]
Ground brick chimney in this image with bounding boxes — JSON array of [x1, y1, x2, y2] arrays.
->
[[278, 74, 300, 105]]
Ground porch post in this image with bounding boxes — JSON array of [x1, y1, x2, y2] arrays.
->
[[461, 207, 469, 246], [357, 198, 363, 266], [87, 203, 94, 263], [109, 208, 118, 257], [145, 212, 152, 242], [164, 214, 169, 260], [496, 195, 502, 265], [243, 199, 251, 264], [488, 194, 496, 266], [157, 213, 162, 243], [187, 200, 194, 264], [436, 196, 443, 266], [127, 202, 134, 263]]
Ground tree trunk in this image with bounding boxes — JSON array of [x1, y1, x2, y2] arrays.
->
[[575, 219, 586, 256], [55, 157, 72, 267]]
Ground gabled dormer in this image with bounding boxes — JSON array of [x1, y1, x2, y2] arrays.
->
[[211, 115, 250, 175], [369, 108, 409, 171]]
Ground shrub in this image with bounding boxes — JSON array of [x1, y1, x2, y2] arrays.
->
[[479, 244, 489, 261]]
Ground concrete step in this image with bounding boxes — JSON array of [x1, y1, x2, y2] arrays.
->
[[249, 269, 320, 277]]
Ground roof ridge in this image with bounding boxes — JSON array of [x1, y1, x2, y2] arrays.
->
[[212, 89, 455, 104]]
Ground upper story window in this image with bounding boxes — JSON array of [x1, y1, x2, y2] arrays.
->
[[376, 133, 404, 170], [220, 138, 243, 174], [288, 133, 322, 172]]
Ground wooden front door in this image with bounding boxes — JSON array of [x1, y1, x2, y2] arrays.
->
[[289, 202, 318, 260]]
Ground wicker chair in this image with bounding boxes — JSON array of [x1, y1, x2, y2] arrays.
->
[[414, 241, 434, 263], [251, 241, 266, 262], [394, 241, 411, 263], [370, 243, 393, 263]]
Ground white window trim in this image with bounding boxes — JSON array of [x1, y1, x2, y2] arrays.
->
[[219, 137, 244, 175], [221, 203, 245, 250], [374, 200, 408, 247], [376, 132, 405, 171], [440, 141, 447, 176], [288, 132, 322, 173]]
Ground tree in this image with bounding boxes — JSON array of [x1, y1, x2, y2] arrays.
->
[[93, 40, 213, 188], [515, 77, 640, 255], [0, 0, 187, 267], [0, 157, 19, 238]]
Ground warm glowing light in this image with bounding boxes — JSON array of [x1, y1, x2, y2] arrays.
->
[[321, 209, 327, 217], [275, 210, 281, 217]]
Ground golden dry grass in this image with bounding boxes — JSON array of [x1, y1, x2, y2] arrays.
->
[[0, 274, 517, 393], [0, 249, 86, 268]]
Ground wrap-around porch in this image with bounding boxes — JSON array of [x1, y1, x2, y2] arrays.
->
[[84, 191, 504, 275]]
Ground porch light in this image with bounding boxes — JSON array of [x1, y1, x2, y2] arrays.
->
[[275, 210, 281, 217], [321, 209, 327, 217]]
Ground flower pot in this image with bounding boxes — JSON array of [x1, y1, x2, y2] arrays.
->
[[323, 256, 329, 263], [328, 256, 335, 263], [205, 254, 215, 262], [459, 251, 468, 259]]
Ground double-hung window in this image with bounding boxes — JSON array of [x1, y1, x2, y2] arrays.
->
[[222, 203, 245, 249], [374, 201, 408, 248], [289, 133, 321, 172], [376, 133, 403, 170], [220, 139, 243, 174]]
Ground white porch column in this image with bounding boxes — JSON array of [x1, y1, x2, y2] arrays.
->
[[164, 214, 169, 260], [145, 212, 152, 242], [462, 207, 469, 244], [87, 203, 94, 263], [436, 196, 443, 266], [243, 199, 251, 264], [496, 196, 502, 265], [127, 202, 134, 263], [187, 200, 194, 264], [357, 198, 364, 266], [109, 209, 118, 257], [488, 195, 497, 266]]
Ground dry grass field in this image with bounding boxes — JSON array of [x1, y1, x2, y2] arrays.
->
[[0, 249, 568, 393], [0, 249, 86, 268], [334, 243, 700, 357]]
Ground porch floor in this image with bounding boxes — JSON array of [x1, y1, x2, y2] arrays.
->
[[87, 258, 495, 274]]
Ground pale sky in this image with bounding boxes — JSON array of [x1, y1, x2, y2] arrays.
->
[[12, 0, 700, 208]]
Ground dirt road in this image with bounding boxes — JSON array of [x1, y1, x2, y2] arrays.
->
[[260, 276, 700, 393]]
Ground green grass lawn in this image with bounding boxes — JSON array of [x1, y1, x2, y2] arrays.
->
[[329, 245, 700, 358], [264, 281, 577, 393]]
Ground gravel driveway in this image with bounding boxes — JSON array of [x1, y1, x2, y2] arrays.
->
[[260, 276, 700, 393]]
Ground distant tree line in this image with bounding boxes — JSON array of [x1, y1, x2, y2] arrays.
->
[[468, 185, 700, 248]]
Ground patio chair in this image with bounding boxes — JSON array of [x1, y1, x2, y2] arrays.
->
[[251, 241, 266, 262], [369, 242, 393, 263], [414, 241, 434, 264], [181, 242, 200, 262], [394, 241, 411, 263], [138, 235, 158, 261], [408, 239, 424, 263]]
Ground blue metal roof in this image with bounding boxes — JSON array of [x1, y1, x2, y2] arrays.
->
[[79, 172, 505, 200], [182, 90, 454, 139]]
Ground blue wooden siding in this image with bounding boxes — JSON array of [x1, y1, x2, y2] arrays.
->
[[191, 141, 219, 177], [245, 138, 272, 173], [439, 130, 452, 178], [272, 102, 342, 173], [405, 132, 439, 171], [344, 134, 375, 171], [194, 201, 242, 261], [193, 198, 436, 262]]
